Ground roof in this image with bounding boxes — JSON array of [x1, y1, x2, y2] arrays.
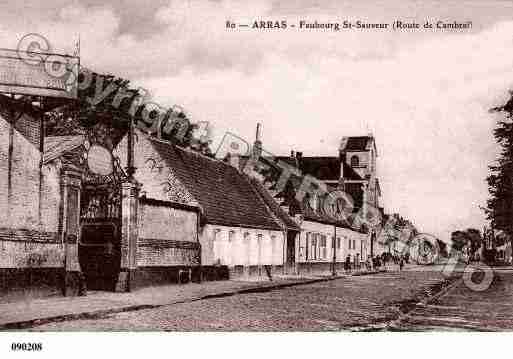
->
[[146, 136, 282, 231], [341, 136, 377, 155], [345, 136, 371, 151], [249, 156, 357, 230], [276, 156, 339, 181], [43, 135, 85, 164], [250, 178, 300, 232], [274, 155, 362, 181]]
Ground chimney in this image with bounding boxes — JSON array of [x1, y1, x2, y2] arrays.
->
[[252, 123, 262, 161], [338, 149, 345, 191]]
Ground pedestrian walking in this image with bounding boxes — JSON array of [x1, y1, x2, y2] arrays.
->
[[399, 257, 404, 271], [344, 255, 351, 273]]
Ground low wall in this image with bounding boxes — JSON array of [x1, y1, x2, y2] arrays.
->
[[132, 265, 203, 288], [0, 235, 65, 302], [0, 267, 64, 303]]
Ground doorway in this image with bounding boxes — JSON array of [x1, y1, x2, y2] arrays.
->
[[79, 185, 122, 291], [79, 221, 120, 291], [285, 231, 297, 274]]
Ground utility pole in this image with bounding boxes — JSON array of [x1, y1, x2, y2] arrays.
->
[[332, 224, 337, 276]]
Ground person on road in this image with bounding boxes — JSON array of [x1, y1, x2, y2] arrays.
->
[[399, 257, 404, 271], [344, 255, 351, 273]]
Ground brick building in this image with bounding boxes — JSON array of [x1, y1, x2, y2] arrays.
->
[[0, 95, 76, 300], [115, 129, 294, 280]]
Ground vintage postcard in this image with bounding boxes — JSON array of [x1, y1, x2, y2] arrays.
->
[[0, 0, 512, 356]]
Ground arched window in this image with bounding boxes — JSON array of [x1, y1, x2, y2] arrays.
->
[[350, 155, 359, 167]]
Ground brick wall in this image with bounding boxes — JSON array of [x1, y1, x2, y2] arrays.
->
[[137, 201, 199, 266], [0, 101, 63, 273], [40, 162, 61, 233], [0, 105, 41, 230], [0, 240, 63, 268], [116, 132, 198, 205], [0, 115, 10, 225]]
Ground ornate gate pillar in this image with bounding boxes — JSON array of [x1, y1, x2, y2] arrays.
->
[[60, 164, 84, 296], [115, 179, 141, 292]]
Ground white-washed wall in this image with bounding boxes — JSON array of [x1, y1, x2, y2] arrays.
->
[[298, 220, 369, 264], [200, 224, 284, 266]]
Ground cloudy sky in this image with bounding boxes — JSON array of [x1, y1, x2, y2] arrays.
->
[[2, 0, 513, 241]]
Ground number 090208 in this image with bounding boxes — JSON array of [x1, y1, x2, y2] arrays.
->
[[11, 343, 43, 351]]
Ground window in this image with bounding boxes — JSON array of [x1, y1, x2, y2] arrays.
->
[[350, 155, 359, 167], [305, 232, 310, 260], [244, 232, 251, 264], [227, 230, 235, 266], [257, 234, 263, 265], [320, 235, 327, 259], [311, 235, 317, 260], [337, 237, 341, 249], [213, 229, 221, 264]]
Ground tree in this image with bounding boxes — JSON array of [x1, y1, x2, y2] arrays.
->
[[450, 230, 468, 251], [45, 70, 213, 155], [450, 228, 483, 259], [487, 94, 513, 235], [379, 213, 419, 257], [466, 228, 483, 256]]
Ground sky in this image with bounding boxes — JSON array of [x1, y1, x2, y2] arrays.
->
[[1, 0, 513, 242]]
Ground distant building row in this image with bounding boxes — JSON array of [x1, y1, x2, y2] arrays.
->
[[0, 95, 387, 299]]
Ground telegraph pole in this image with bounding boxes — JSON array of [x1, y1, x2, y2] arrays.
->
[[332, 224, 337, 276]]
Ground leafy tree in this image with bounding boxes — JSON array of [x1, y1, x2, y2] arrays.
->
[[466, 228, 483, 255], [450, 228, 483, 258], [487, 95, 513, 235], [44, 69, 213, 155], [379, 213, 419, 255], [450, 230, 468, 251]]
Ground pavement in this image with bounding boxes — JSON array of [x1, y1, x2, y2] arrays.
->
[[27, 269, 455, 331], [0, 270, 382, 330]]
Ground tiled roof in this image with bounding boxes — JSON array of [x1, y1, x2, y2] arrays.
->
[[275, 156, 339, 181], [344, 136, 372, 151], [147, 137, 282, 231], [43, 135, 85, 164], [274, 155, 362, 181], [250, 178, 300, 231], [251, 156, 356, 230]]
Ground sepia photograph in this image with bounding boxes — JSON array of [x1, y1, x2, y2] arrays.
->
[[1, 0, 513, 356]]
